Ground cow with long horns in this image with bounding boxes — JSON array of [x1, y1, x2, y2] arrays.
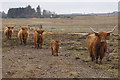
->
[[86, 26, 116, 64]]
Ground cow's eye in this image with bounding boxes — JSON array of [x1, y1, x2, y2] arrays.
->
[[97, 35, 100, 38]]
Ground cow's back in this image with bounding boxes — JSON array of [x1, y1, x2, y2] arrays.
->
[[4, 28, 8, 36], [50, 40, 56, 48], [4, 28, 13, 36], [34, 31, 38, 43], [18, 29, 23, 39], [86, 34, 96, 53]]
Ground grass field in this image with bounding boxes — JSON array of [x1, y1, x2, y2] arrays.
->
[[2, 15, 119, 78]]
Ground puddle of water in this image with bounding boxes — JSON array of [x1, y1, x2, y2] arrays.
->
[[68, 33, 89, 35]]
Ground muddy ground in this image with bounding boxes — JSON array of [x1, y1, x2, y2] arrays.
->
[[2, 30, 119, 78]]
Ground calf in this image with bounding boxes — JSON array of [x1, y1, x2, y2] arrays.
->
[[18, 27, 29, 45], [50, 40, 61, 56], [34, 29, 44, 48], [4, 26, 14, 39], [86, 26, 116, 64]]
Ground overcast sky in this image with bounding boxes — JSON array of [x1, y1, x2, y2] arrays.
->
[[0, 0, 119, 14], [0, 0, 119, 2]]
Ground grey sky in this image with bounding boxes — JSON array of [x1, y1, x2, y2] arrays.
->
[[0, 0, 119, 2], [0, 1, 118, 14]]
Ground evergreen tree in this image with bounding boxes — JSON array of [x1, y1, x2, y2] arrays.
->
[[37, 5, 41, 16]]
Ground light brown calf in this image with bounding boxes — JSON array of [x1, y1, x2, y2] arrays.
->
[[4, 26, 14, 39], [34, 29, 44, 48], [50, 40, 61, 56], [18, 27, 29, 45]]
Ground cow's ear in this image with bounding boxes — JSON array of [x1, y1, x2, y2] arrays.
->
[[21, 28, 24, 30], [95, 33, 99, 37], [42, 30, 44, 33], [56, 40, 61, 43], [37, 31, 39, 33], [107, 33, 110, 36], [8, 27, 10, 29]]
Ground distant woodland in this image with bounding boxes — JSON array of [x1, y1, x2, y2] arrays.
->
[[1, 5, 58, 18], [0, 5, 118, 18]]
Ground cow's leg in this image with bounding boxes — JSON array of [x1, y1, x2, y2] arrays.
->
[[9, 35, 11, 40], [53, 48, 56, 56], [20, 39, 22, 45], [56, 47, 59, 56], [96, 56, 99, 64], [56, 52, 58, 56], [100, 53, 105, 65], [40, 43, 42, 49], [34, 42, 36, 48], [91, 55, 95, 61], [24, 40, 26, 46], [90, 53, 94, 61], [100, 56, 102, 65], [51, 48, 53, 55], [7, 36, 9, 40], [37, 44, 39, 49]]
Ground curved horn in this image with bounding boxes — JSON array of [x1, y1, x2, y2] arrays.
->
[[89, 27, 98, 33], [107, 25, 117, 33]]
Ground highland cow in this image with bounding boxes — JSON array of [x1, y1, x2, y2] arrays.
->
[[4, 26, 14, 39], [18, 27, 29, 45], [34, 29, 44, 48], [86, 26, 116, 64], [50, 40, 61, 56]]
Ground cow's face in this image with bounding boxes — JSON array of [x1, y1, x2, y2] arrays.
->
[[36, 30, 42, 38], [95, 31, 110, 43], [21, 27, 28, 31], [37, 30, 44, 34], [56, 40, 61, 46], [37, 32, 42, 38], [8, 27, 14, 35], [8, 27, 14, 30], [23, 33, 28, 40]]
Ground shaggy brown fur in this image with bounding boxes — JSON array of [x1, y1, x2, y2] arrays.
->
[[34, 29, 44, 48], [50, 40, 61, 56], [86, 31, 110, 64], [18, 27, 29, 45], [4, 26, 14, 39]]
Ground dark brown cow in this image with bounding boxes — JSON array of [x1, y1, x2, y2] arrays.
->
[[4, 26, 14, 39], [86, 26, 116, 64], [34, 29, 44, 49]]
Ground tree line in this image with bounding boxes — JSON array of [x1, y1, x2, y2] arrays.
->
[[1, 5, 58, 18]]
